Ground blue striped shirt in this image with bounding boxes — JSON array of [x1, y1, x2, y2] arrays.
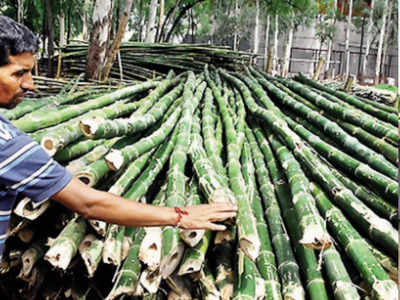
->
[[0, 113, 72, 261]]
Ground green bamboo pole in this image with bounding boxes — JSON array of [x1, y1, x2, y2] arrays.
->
[[250, 70, 397, 181], [294, 73, 398, 125], [206, 66, 260, 261], [179, 180, 205, 247], [78, 234, 104, 278], [81, 82, 184, 139], [322, 245, 361, 300], [201, 87, 227, 182], [220, 69, 331, 250], [13, 80, 159, 132], [105, 228, 145, 300], [161, 73, 205, 278], [54, 139, 105, 163], [66, 137, 121, 174], [188, 110, 235, 206], [74, 136, 138, 186], [104, 103, 182, 171], [241, 141, 282, 300], [245, 124, 305, 300], [40, 98, 142, 156], [44, 216, 87, 271], [310, 183, 398, 300], [277, 177, 329, 300], [282, 115, 398, 205], [234, 250, 265, 300], [178, 230, 212, 275], [267, 129, 398, 258]]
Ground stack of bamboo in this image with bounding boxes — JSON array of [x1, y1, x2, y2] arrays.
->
[[58, 43, 257, 81], [0, 67, 398, 300]]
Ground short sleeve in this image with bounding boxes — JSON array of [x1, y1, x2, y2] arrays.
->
[[0, 134, 72, 205]]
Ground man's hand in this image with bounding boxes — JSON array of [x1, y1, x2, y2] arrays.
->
[[177, 203, 238, 231]]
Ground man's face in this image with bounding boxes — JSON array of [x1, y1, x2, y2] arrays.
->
[[0, 52, 35, 109]]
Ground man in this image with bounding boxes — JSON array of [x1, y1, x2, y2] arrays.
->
[[0, 16, 237, 261]]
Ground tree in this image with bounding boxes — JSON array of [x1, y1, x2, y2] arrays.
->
[[145, 0, 158, 42], [345, 0, 353, 79], [102, 0, 134, 81], [86, 0, 113, 80], [361, 0, 375, 79], [375, 0, 389, 84]]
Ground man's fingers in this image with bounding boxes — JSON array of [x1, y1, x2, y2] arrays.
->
[[206, 222, 227, 231], [210, 203, 238, 212], [209, 212, 237, 222]]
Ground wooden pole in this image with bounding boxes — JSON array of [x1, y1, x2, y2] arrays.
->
[[313, 58, 325, 81], [266, 48, 273, 73], [344, 75, 355, 92]]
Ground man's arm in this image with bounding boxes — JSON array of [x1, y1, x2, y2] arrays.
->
[[52, 177, 237, 231]]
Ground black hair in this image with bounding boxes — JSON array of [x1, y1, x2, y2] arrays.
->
[[0, 15, 38, 67]]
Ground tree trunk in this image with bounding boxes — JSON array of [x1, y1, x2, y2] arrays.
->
[[375, 0, 389, 84], [361, 0, 375, 79], [233, 0, 239, 50], [56, 11, 65, 78], [17, 0, 23, 23], [159, 0, 165, 38], [357, 15, 366, 78], [253, 0, 260, 56], [45, 0, 54, 77], [67, 5, 72, 43], [345, 0, 353, 78], [282, 12, 294, 77], [82, 0, 91, 41], [324, 0, 337, 78], [381, 2, 393, 80], [86, 0, 113, 80], [102, 0, 134, 81], [138, 0, 144, 42], [145, 0, 158, 43], [263, 15, 270, 70], [158, 0, 183, 42], [59, 12, 65, 48], [272, 14, 279, 74], [165, 0, 204, 43]]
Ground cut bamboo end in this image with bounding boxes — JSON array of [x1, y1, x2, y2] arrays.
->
[[14, 197, 50, 221], [179, 229, 204, 247], [239, 236, 260, 261], [106, 286, 135, 300], [78, 234, 104, 278], [40, 137, 59, 156], [19, 249, 39, 278], [18, 228, 34, 244], [160, 243, 185, 279], [371, 280, 398, 300], [44, 243, 74, 271], [178, 258, 203, 276], [105, 150, 124, 171], [283, 284, 306, 300], [139, 269, 162, 294], [76, 172, 96, 187], [139, 227, 162, 271], [89, 220, 107, 236], [215, 230, 235, 244], [102, 239, 123, 266], [300, 225, 332, 250], [66, 161, 87, 174], [80, 118, 102, 139]]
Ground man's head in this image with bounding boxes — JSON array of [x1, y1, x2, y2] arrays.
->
[[0, 16, 38, 109]]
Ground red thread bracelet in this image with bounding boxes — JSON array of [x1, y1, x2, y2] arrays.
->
[[174, 207, 189, 228]]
